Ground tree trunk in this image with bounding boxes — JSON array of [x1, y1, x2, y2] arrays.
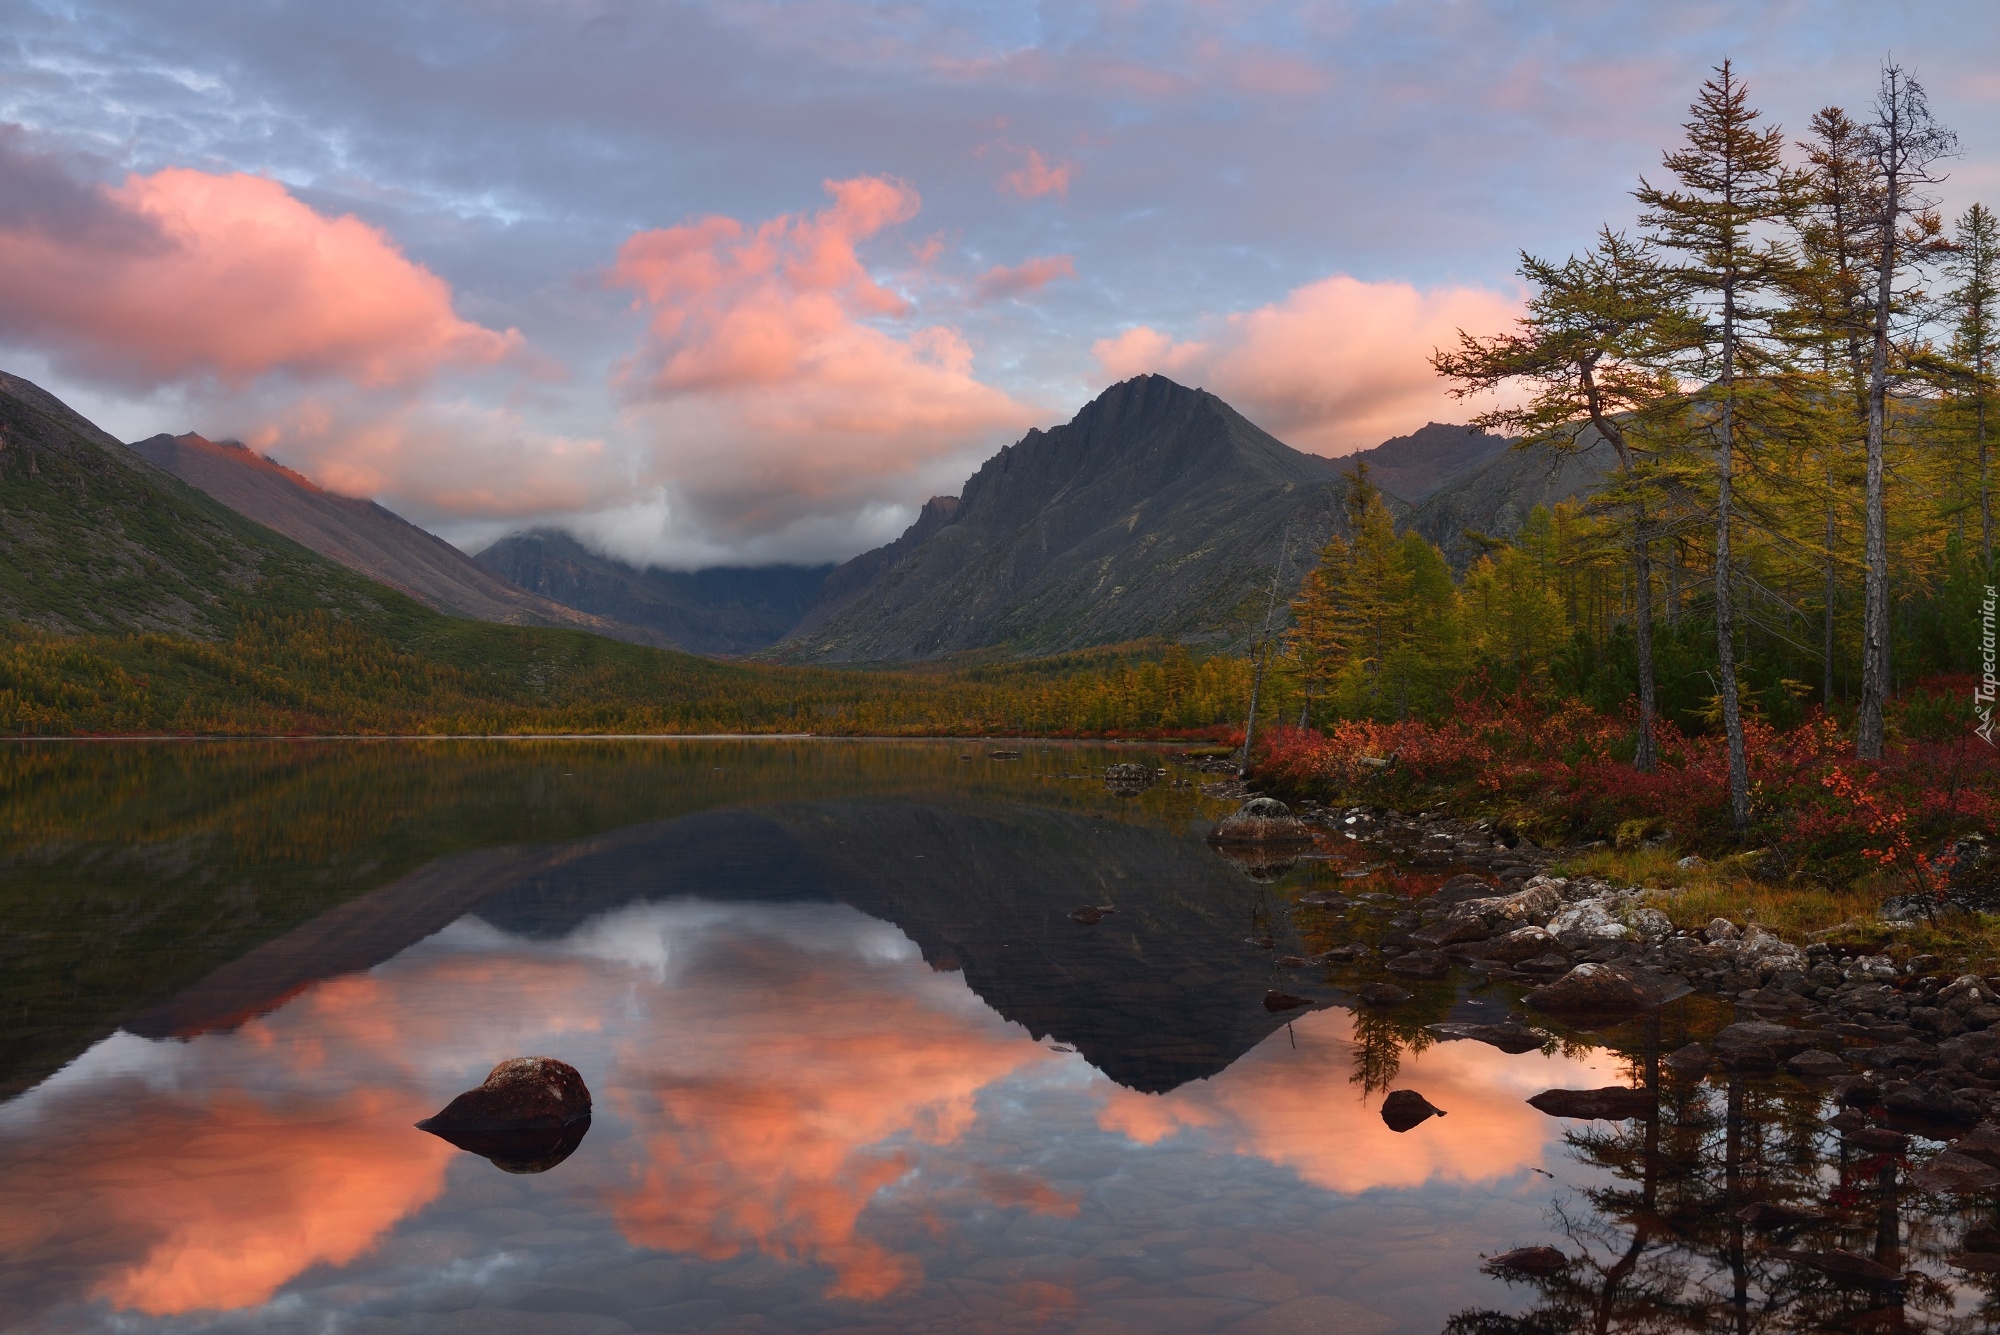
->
[[1824, 483, 1839, 704], [1717, 289, 1752, 832], [1633, 506, 1659, 771], [1859, 106, 1902, 760], [1239, 642, 1264, 776], [1981, 391, 1992, 570]]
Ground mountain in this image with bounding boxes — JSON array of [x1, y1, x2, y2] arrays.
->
[[1401, 432, 1620, 569], [1338, 422, 1509, 504], [126, 432, 672, 648], [773, 375, 1352, 662], [474, 529, 833, 657], [0, 370, 417, 638]]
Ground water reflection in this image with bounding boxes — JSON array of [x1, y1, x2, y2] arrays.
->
[[5, 741, 2000, 1333]]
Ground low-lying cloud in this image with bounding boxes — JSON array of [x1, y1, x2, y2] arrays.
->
[[1095, 274, 1521, 455]]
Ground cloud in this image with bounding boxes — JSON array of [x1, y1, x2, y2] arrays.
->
[[0, 130, 521, 392], [1094, 273, 1521, 454], [999, 146, 1074, 199], [972, 254, 1077, 302], [1095, 1007, 1623, 1194], [606, 176, 1040, 545]]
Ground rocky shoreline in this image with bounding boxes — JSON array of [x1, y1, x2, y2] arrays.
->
[[1194, 779, 2000, 1189]]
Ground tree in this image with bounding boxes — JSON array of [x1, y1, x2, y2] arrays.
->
[[1464, 509, 1569, 683], [1635, 60, 1800, 833], [1857, 63, 1956, 759], [1943, 201, 2000, 569], [1434, 229, 1691, 769]]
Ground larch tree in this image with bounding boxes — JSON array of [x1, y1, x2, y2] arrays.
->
[[1944, 201, 2000, 569], [1634, 59, 1800, 834], [1433, 228, 1691, 770], [1857, 62, 1955, 760]]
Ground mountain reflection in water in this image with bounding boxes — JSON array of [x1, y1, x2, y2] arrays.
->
[[2, 741, 1999, 1333]]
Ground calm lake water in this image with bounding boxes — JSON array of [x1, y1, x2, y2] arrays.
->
[[0, 740, 1993, 1334]]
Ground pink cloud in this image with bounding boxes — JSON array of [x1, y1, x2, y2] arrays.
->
[[1094, 273, 1521, 453], [972, 253, 1077, 302], [608, 176, 1038, 533], [999, 146, 1074, 199], [0, 163, 522, 391]]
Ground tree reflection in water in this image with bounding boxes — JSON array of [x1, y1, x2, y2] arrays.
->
[[1443, 1010, 2000, 1334]]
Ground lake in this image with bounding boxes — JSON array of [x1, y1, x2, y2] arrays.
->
[[0, 739, 1992, 1333]]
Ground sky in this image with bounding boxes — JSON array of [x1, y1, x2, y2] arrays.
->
[[3, 1, 2000, 569]]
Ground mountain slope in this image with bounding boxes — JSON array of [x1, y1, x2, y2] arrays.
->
[[474, 529, 832, 656], [1338, 422, 1508, 504], [127, 433, 672, 648], [773, 375, 1351, 662], [1401, 433, 1620, 569], [0, 371, 417, 639]]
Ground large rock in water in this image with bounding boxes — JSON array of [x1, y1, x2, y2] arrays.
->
[[1525, 962, 1689, 1016], [417, 1057, 593, 1173], [1211, 797, 1312, 844]]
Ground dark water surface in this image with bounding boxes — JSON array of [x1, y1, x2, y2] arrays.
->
[[1, 740, 1994, 1334]]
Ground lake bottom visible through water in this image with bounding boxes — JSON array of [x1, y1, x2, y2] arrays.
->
[[1, 740, 1995, 1334]]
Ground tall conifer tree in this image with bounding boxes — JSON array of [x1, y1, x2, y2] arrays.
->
[[1635, 60, 1798, 833]]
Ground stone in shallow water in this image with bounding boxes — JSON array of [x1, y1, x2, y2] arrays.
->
[[1786, 1049, 1849, 1078], [417, 1057, 593, 1173], [1356, 983, 1412, 1007], [1486, 1246, 1566, 1277], [1379, 1090, 1446, 1132], [1735, 1202, 1832, 1231], [1262, 990, 1313, 1013], [1384, 950, 1448, 979], [1525, 963, 1688, 1015], [1425, 1021, 1548, 1054], [1764, 1248, 1905, 1289], [1910, 1151, 2000, 1194], [1662, 1043, 1712, 1078], [1527, 1087, 1655, 1120]]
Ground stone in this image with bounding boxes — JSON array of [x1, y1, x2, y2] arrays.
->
[[1765, 1249, 1905, 1289], [1909, 1151, 2000, 1194], [1527, 1087, 1657, 1120], [1384, 950, 1449, 979], [1713, 1021, 1820, 1068], [1786, 1049, 1850, 1078], [1070, 905, 1117, 924], [1947, 1125, 2000, 1170], [1379, 1089, 1446, 1132], [1212, 798, 1312, 844], [1432, 873, 1499, 904], [1263, 991, 1313, 1013], [1485, 1246, 1567, 1277], [1704, 917, 1739, 942], [1526, 963, 1689, 1015], [1883, 1079, 1984, 1126], [1470, 926, 1563, 965], [1426, 1021, 1549, 1054], [1844, 1126, 1911, 1153], [1663, 1043, 1713, 1078], [1736, 1203, 1832, 1231], [1357, 983, 1412, 1006], [417, 1057, 593, 1173]]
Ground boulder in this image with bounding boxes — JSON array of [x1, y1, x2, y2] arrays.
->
[[1526, 963, 1689, 1015], [1910, 1151, 2000, 1194], [1469, 926, 1564, 964], [1263, 990, 1314, 1013], [1947, 1125, 2000, 1170], [1663, 1043, 1713, 1078], [1546, 901, 1630, 949], [1786, 1049, 1850, 1078], [1883, 1079, 1985, 1127], [1380, 1089, 1446, 1132], [1426, 1021, 1550, 1054], [1844, 1126, 1911, 1153], [1432, 873, 1499, 905], [1357, 983, 1413, 1006], [1528, 1087, 1657, 1120], [1384, 950, 1449, 979], [417, 1057, 593, 1174], [1712, 1021, 1820, 1069], [1486, 1246, 1567, 1277], [1211, 797, 1312, 844], [1765, 1249, 1905, 1290]]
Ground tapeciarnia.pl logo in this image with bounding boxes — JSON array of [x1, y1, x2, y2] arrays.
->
[[1979, 584, 1998, 746]]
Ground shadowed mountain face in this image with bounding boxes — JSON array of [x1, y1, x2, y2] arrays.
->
[[476, 528, 832, 657], [126, 433, 672, 648], [122, 800, 1298, 1095], [1402, 434, 1620, 570], [0, 371, 414, 639], [1338, 422, 1509, 505], [774, 375, 1352, 662]]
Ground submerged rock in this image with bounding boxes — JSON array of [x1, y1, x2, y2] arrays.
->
[[1736, 1202, 1833, 1231], [1426, 1021, 1549, 1054], [1211, 796, 1312, 844], [1765, 1248, 1905, 1289], [1384, 949, 1448, 979], [1662, 1043, 1713, 1078], [1068, 905, 1117, 924], [1486, 1246, 1568, 1278], [1357, 983, 1413, 1006], [1380, 1089, 1446, 1132], [1527, 1087, 1656, 1120], [1911, 1151, 2000, 1194], [1263, 990, 1314, 1013], [417, 1057, 593, 1173]]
